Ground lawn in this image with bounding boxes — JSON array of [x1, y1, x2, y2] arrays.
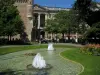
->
[[0, 44, 76, 55], [61, 48, 100, 75]]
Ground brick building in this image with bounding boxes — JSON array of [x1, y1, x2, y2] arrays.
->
[[15, 0, 33, 41]]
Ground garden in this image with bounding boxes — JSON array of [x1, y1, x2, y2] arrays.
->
[[0, 0, 100, 75], [0, 44, 100, 75]]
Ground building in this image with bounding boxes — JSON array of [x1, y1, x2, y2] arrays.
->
[[15, 0, 33, 41], [15, 1, 70, 41], [33, 4, 70, 41]]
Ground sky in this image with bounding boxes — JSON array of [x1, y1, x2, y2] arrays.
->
[[34, 0, 100, 8]]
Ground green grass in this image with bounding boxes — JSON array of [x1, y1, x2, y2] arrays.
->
[[0, 45, 46, 55], [0, 44, 76, 55], [61, 48, 100, 75]]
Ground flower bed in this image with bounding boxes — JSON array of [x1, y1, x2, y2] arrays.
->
[[80, 44, 100, 56]]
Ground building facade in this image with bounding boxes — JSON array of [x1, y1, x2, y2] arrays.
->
[[33, 4, 70, 41], [15, 1, 70, 41], [15, 0, 33, 41]]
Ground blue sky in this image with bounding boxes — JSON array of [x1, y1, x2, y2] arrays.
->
[[34, 0, 100, 8]]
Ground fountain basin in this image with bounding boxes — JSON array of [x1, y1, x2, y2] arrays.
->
[[27, 64, 52, 70]]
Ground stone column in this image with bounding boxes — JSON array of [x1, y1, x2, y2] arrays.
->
[[38, 13, 40, 29], [45, 13, 48, 39], [45, 13, 48, 20], [37, 13, 41, 41]]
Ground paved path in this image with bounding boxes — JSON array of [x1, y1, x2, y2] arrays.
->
[[0, 48, 83, 75]]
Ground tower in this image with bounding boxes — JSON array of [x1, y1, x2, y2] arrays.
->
[[15, 0, 33, 41]]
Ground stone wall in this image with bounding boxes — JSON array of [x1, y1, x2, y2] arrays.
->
[[14, 0, 33, 41]]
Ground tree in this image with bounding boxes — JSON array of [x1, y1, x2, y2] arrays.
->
[[55, 10, 77, 41], [72, 0, 100, 43], [73, 0, 92, 21], [85, 22, 100, 44], [0, 0, 24, 40], [45, 19, 58, 39], [45, 19, 54, 33], [73, 0, 100, 26], [45, 10, 83, 42]]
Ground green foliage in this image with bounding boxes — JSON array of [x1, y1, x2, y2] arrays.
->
[[81, 46, 94, 55], [0, 0, 24, 37], [78, 37, 87, 44], [55, 10, 73, 33], [73, 0, 100, 26], [80, 44, 100, 55], [73, 0, 92, 21], [45, 19, 58, 33], [84, 21, 100, 43], [45, 10, 77, 41], [74, 0, 100, 44]]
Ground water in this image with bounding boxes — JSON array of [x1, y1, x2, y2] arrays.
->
[[48, 43, 54, 51], [32, 53, 46, 69]]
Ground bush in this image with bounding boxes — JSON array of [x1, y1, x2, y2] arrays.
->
[[0, 38, 8, 45], [78, 38, 87, 45], [80, 44, 100, 56], [84, 21, 100, 44], [0, 38, 31, 45]]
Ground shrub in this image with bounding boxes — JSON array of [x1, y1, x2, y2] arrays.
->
[[80, 44, 100, 56], [78, 37, 87, 45]]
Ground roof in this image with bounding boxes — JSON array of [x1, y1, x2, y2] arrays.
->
[[33, 4, 70, 12]]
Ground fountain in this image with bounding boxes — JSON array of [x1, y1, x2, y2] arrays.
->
[[26, 53, 52, 75], [48, 43, 54, 51], [32, 53, 46, 69]]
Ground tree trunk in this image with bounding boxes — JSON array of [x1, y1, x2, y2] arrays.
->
[[10, 35, 11, 41], [68, 26, 71, 41], [8, 35, 9, 41], [94, 36, 96, 44], [38, 29, 40, 43], [55, 33, 57, 43], [62, 33, 64, 43], [62, 33, 64, 39]]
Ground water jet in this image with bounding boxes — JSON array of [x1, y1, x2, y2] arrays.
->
[[32, 53, 46, 69], [48, 43, 54, 51]]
